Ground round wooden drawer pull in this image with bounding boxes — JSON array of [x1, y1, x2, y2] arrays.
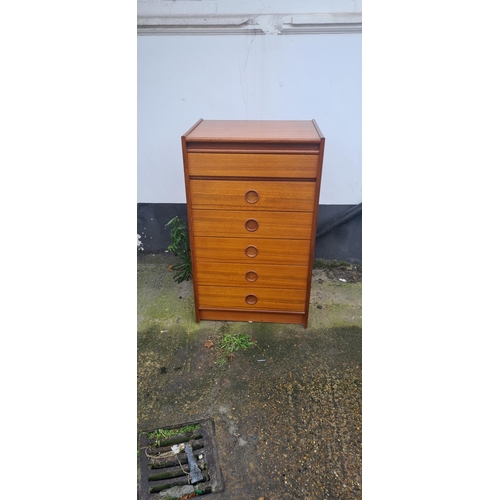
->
[[245, 219, 259, 232], [244, 245, 258, 258], [245, 294, 258, 305], [245, 190, 259, 204], [245, 271, 258, 282]]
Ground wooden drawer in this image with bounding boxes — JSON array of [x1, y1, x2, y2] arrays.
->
[[187, 153, 318, 178], [182, 119, 325, 327], [191, 209, 313, 239], [199, 309, 305, 325], [197, 285, 307, 312], [193, 236, 311, 265], [190, 179, 316, 211], [195, 261, 309, 289]]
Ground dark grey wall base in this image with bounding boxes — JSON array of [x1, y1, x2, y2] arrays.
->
[[315, 204, 362, 263], [137, 203, 361, 263]]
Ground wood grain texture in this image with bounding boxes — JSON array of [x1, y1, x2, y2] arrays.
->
[[181, 131, 201, 322], [199, 309, 305, 325], [193, 236, 311, 265], [184, 120, 322, 143], [197, 285, 306, 312], [190, 179, 316, 211], [182, 119, 324, 328], [187, 153, 318, 178], [186, 141, 320, 154], [195, 261, 309, 289], [192, 209, 314, 239], [304, 132, 326, 328]]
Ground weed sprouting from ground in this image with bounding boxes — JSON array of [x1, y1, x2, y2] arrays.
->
[[165, 216, 192, 283], [214, 333, 262, 366], [147, 423, 201, 447], [221, 333, 255, 351]]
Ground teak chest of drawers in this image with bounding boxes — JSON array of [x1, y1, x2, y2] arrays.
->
[[182, 119, 325, 328]]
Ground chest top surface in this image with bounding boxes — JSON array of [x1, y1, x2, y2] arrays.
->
[[184, 119, 322, 143]]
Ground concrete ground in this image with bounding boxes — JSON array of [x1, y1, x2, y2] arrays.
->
[[138, 253, 362, 500]]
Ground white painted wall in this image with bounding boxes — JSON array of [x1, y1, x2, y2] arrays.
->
[[137, 32, 361, 204]]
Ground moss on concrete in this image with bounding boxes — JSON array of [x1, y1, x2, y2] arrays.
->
[[137, 253, 362, 499]]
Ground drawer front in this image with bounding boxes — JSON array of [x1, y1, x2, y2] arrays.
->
[[190, 179, 316, 211], [192, 209, 313, 239], [194, 237, 311, 265], [197, 285, 307, 312], [187, 153, 318, 178], [199, 309, 305, 325], [196, 261, 309, 289]]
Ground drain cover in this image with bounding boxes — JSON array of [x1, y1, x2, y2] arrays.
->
[[139, 419, 224, 499]]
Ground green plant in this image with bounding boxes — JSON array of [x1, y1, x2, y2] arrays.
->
[[220, 333, 255, 353], [165, 216, 192, 283], [147, 423, 201, 447], [215, 333, 260, 365]]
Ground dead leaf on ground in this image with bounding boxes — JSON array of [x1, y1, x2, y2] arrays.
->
[[204, 339, 214, 349], [167, 265, 173, 271]]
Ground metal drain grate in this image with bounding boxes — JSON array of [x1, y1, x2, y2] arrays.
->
[[139, 419, 224, 499]]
